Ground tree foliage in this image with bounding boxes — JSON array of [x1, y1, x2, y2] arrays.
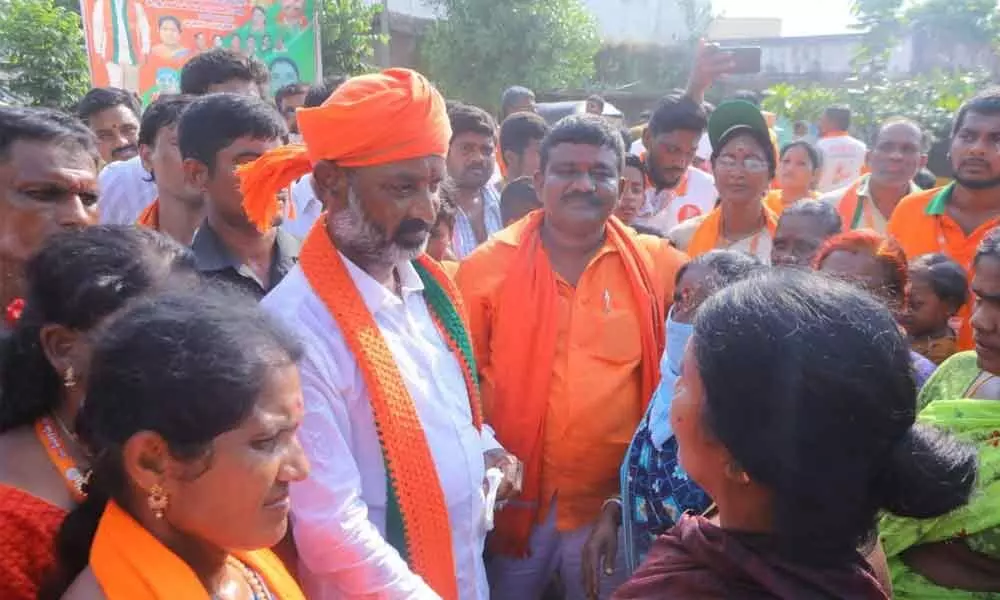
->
[[595, 0, 712, 93], [318, 0, 385, 77], [0, 0, 89, 108], [421, 0, 600, 111], [763, 70, 990, 144]]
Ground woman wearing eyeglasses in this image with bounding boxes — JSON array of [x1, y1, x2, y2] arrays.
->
[[668, 101, 779, 264]]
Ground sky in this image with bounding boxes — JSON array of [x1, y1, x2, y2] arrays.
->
[[712, 0, 858, 37]]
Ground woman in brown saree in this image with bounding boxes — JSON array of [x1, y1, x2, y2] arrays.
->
[[614, 268, 978, 599]]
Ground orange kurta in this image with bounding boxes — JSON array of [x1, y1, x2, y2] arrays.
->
[[456, 218, 686, 535], [888, 184, 1000, 350]]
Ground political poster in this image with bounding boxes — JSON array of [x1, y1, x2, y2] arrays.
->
[[79, 0, 320, 105]]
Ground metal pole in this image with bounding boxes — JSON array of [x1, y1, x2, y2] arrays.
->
[[380, 0, 391, 67]]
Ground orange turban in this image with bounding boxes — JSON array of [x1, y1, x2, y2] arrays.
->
[[237, 68, 451, 232]]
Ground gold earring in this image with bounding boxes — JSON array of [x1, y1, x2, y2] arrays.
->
[[63, 366, 77, 388], [148, 484, 169, 519]]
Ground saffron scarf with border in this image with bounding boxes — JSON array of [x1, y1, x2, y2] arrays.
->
[[90, 500, 304, 600], [298, 217, 481, 600], [489, 211, 666, 557], [686, 204, 779, 258]]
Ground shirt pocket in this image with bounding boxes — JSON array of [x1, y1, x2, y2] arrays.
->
[[586, 307, 642, 365]]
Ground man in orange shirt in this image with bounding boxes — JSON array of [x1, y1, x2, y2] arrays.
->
[[456, 115, 687, 599], [889, 89, 1000, 350]]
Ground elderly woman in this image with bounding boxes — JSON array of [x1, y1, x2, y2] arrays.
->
[[582, 250, 761, 596], [614, 269, 976, 598], [669, 101, 779, 263], [880, 228, 1000, 597], [42, 288, 309, 599]]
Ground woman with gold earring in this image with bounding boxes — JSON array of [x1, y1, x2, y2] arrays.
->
[[42, 288, 309, 600], [0, 227, 196, 600]]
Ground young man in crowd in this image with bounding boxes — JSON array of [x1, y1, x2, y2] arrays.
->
[[0, 107, 100, 320], [457, 114, 687, 599], [76, 87, 141, 165], [275, 82, 309, 140], [632, 94, 718, 232], [446, 103, 502, 258], [499, 111, 550, 184], [500, 85, 537, 121], [890, 89, 1000, 351], [179, 93, 297, 299], [816, 105, 868, 192], [98, 49, 269, 225], [821, 117, 925, 233], [135, 94, 203, 245]]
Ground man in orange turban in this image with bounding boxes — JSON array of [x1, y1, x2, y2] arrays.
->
[[249, 68, 521, 600]]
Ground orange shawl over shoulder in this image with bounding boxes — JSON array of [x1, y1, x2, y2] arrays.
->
[[135, 199, 159, 229], [90, 501, 304, 599], [298, 219, 480, 599], [686, 204, 779, 258], [490, 212, 665, 556]]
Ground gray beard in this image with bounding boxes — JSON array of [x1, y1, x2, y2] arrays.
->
[[328, 189, 427, 270]]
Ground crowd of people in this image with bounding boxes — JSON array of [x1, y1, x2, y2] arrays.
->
[[1, 41, 1000, 599]]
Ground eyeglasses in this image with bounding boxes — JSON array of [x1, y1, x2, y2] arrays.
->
[[715, 155, 769, 173]]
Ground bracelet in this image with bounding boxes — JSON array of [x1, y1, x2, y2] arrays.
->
[[601, 495, 623, 512]]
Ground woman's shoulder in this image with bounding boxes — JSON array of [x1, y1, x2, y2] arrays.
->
[[917, 350, 979, 411]]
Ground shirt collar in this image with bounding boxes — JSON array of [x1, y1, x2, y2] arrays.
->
[[338, 252, 424, 315], [191, 221, 300, 273], [925, 182, 956, 216], [857, 174, 922, 202]]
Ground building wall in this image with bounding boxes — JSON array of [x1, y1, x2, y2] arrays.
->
[[708, 17, 781, 40]]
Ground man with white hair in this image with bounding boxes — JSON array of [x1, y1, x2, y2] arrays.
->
[[247, 68, 522, 599]]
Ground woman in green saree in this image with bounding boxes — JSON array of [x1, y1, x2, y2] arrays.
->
[[880, 228, 1000, 597]]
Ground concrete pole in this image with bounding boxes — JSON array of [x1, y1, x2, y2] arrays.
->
[[380, 0, 391, 67]]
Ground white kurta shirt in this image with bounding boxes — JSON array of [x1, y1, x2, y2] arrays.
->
[[261, 255, 498, 600], [283, 174, 324, 239], [97, 156, 157, 225]]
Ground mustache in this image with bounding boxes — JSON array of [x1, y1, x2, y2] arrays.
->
[[395, 219, 431, 237], [959, 158, 991, 170], [112, 144, 138, 157], [562, 193, 603, 206]]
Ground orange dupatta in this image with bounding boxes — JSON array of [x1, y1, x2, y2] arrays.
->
[[135, 199, 160, 230], [489, 212, 665, 557], [687, 204, 779, 258], [91, 501, 304, 600], [297, 219, 477, 599]]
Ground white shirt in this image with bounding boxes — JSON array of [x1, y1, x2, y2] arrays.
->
[[816, 134, 868, 193], [261, 258, 498, 600], [633, 166, 717, 234], [98, 156, 157, 224], [283, 174, 324, 239]]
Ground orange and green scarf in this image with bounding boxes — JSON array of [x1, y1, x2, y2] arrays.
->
[[298, 218, 481, 600]]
